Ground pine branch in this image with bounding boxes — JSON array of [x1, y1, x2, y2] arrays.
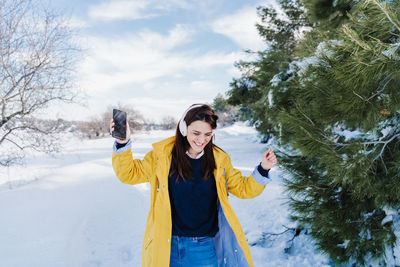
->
[[342, 24, 371, 50], [361, 133, 399, 147], [373, 133, 400, 161], [292, 184, 328, 190], [295, 102, 315, 126], [369, 0, 400, 33], [335, 132, 399, 148], [365, 73, 392, 102], [352, 89, 366, 101]]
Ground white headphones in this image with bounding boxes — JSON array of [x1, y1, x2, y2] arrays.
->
[[178, 104, 204, 137]]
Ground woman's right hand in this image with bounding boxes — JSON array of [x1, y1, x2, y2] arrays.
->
[[110, 119, 131, 144]]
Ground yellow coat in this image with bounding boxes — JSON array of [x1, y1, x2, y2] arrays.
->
[[112, 136, 270, 266]]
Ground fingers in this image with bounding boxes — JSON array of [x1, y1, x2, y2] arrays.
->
[[268, 158, 277, 164], [109, 119, 114, 134], [109, 119, 115, 135], [264, 148, 278, 164], [262, 149, 269, 157], [110, 118, 130, 143], [267, 156, 277, 164], [126, 121, 131, 136], [267, 152, 276, 161], [263, 148, 273, 157]]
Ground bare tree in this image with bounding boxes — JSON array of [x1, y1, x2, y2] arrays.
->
[[212, 94, 240, 127], [75, 117, 105, 139], [75, 104, 146, 139], [160, 116, 177, 130], [0, 0, 79, 166]]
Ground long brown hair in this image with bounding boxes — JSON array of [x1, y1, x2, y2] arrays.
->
[[170, 104, 219, 182]]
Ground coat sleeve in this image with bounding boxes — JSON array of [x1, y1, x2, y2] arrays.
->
[[112, 140, 154, 185], [224, 156, 271, 199]]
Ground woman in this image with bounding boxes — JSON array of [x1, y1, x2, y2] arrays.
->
[[110, 104, 277, 267]]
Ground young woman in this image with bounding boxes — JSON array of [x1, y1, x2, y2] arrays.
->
[[110, 104, 277, 267]]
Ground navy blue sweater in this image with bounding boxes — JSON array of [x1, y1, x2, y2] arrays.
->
[[168, 156, 219, 237]]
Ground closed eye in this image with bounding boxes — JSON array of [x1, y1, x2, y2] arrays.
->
[[192, 131, 212, 136]]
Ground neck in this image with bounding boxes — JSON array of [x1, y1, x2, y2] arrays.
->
[[188, 148, 201, 158]]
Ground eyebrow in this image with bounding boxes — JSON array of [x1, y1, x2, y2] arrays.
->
[[192, 130, 213, 134]]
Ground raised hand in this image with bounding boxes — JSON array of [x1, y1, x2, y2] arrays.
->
[[261, 148, 277, 170], [110, 119, 131, 144]]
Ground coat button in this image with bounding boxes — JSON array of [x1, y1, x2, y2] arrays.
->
[[167, 239, 170, 242], [163, 185, 165, 188]]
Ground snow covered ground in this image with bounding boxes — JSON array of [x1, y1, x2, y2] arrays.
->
[[0, 123, 331, 266]]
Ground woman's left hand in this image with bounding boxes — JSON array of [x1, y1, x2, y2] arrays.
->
[[261, 148, 277, 170]]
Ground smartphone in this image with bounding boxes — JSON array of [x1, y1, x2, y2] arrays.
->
[[112, 109, 127, 140]]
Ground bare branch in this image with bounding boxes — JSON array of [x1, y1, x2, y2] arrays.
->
[[0, 0, 80, 166], [366, 73, 393, 102]]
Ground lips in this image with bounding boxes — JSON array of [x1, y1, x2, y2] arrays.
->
[[194, 142, 203, 147]]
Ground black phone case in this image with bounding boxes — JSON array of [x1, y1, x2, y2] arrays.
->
[[112, 109, 127, 140]]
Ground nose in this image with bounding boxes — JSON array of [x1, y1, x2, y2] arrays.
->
[[197, 135, 205, 144]]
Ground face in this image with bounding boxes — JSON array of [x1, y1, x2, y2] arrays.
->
[[186, 120, 214, 155]]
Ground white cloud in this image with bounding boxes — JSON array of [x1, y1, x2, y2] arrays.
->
[[60, 23, 243, 121], [136, 24, 193, 50], [89, 0, 152, 20], [67, 16, 90, 29], [126, 97, 210, 122], [77, 24, 241, 96], [211, 6, 266, 51], [88, 0, 192, 21]]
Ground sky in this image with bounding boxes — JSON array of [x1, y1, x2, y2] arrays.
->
[[44, 0, 276, 123]]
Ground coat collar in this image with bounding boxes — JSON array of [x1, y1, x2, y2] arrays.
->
[[152, 136, 175, 156]]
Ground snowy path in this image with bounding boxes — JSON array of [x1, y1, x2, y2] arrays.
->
[[0, 124, 331, 266]]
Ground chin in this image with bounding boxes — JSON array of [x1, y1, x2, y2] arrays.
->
[[193, 146, 203, 152], [190, 143, 204, 152]]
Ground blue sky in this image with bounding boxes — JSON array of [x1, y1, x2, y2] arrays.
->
[[47, 0, 276, 122]]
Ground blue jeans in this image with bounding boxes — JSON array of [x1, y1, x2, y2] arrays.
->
[[169, 235, 218, 267]]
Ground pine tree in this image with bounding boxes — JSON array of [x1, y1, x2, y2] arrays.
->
[[228, 0, 400, 265], [280, 1, 400, 264]]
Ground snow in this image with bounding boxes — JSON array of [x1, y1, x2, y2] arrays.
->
[[381, 42, 400, 60], [270, 74, 281, 87], [333, 128, 363, 142], [0, 123, 332, 266], [291, 40, 343, 77], [267, 90, 274, 108]]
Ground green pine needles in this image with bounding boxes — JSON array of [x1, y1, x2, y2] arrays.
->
[[227, 0, 400, 265]]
